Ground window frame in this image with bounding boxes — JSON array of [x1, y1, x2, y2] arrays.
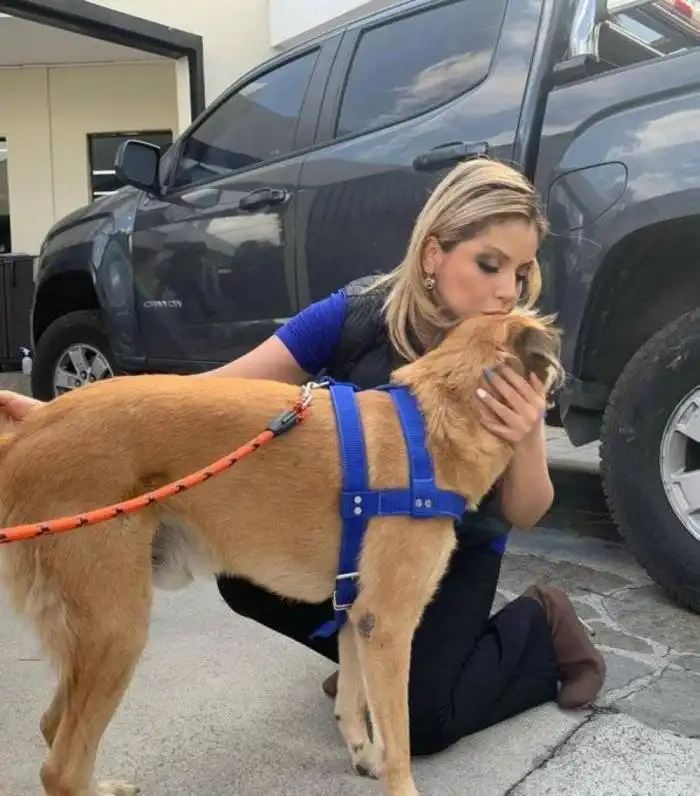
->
[[0, 136, 9, 253], [317, 0, 507, 144], [161, 42, 329, 196]]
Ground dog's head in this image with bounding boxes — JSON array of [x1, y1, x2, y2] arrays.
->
[[397, 308, 564, 412], [445, 309, 564, 398], [391, 309, 564, 501]]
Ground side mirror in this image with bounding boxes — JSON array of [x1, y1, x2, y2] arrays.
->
[[114, 140, 161, 195]]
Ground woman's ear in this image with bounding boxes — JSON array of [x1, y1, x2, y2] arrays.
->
[[422, 236, 443, 276]]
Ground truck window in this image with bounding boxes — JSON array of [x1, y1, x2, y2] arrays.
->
[[599, 0, 700, 68], [172, 49, 319, 187], [335, 0, 507, 139]]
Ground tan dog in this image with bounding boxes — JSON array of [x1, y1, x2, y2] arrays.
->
[[0, 309, 562, 796]]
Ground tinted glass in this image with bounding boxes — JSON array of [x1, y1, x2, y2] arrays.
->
[[336, 0, 506, 137], [174, 50, 319, 186]]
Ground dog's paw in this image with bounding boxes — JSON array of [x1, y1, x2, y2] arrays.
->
[[97, 780, 140, 796], [349, 740, 383, 780]]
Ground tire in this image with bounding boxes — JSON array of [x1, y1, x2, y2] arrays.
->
[[600, 308, 700, 614], [31, 310, 118, 401]]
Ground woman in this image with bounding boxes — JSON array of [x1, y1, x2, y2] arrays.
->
[[0, 158, 605, 756]]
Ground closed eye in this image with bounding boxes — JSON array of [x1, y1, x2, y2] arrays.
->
[[477, 260, 499, 274]]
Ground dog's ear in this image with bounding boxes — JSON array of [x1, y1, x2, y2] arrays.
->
[[509, 320, 564, 393]]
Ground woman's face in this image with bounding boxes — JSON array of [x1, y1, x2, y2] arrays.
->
[[423, 219, 539, 319]]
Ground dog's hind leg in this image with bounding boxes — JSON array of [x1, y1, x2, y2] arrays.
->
[[36, 521, 152, 796], [335, 623, 383, 779], [41, 675, 70, 749], [349, 517, 456, 796], [40, 604, 148, 796]]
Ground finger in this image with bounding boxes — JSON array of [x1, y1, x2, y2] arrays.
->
[[477, 387, 521, 426], [477, 411, 519, 443], [528, 372, 547, 396], [495, 364, 541, 402], [490, 366, 547, 419], [483, 366, 530, 413]]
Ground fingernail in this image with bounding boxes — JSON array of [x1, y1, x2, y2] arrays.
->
[[477, 388, 488, 400], [483, 367, 494, 381]]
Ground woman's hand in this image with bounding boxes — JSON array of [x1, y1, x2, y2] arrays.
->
[[476, 363, 554, 529], [476, 363, 546, 445], [0, 391, 43, 422]]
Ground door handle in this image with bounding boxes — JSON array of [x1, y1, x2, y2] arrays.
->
[[413, 142, 489, 172], [180, 186, 221, 209], [238, 187, 289, 212]]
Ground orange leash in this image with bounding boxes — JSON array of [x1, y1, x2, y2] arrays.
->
[[0, 386, 315, 545]]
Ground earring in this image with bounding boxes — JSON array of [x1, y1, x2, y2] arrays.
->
[[423, 275, 436, 291]]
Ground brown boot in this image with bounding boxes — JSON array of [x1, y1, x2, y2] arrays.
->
[[322, 670, 339, 699], [523, 584, 606, 709]]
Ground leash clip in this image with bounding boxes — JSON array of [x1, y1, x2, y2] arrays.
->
[[300, 379, 327, 408]]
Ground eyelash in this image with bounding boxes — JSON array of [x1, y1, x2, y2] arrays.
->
[[477, 261, 499, 274], [477, 261, 528, 282]]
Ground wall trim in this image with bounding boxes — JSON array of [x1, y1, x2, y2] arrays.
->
[[0, 0, 206, 117]]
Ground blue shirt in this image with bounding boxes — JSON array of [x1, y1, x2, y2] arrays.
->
[[276, 289, 348, 375], [275, 289, 509, 555]]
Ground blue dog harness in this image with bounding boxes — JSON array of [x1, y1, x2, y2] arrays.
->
[[310, 381, 468, 640]]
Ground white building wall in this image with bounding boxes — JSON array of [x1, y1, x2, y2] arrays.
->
[[269, 0, 395, 49], [94, 0, 275, 102]]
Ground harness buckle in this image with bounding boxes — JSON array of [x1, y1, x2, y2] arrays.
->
[[332, 571, 359, 612]]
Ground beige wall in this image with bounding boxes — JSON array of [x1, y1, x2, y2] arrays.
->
[[95, 0, 275, 102], [0, 68, 54, 255], [0, 0, 277, 254], [0, 61, 181, 253]]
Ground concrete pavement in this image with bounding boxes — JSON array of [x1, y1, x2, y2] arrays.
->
[[2, 526, 699, 795], [2, 372, 700, 794]]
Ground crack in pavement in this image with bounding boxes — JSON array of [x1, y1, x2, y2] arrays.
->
[[602, 582, 653, 599], [596, 659, 672, 708], [503, 711, 595, 795]]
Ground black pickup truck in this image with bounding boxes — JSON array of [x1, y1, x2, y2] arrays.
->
[[29, 0, 700, 613]]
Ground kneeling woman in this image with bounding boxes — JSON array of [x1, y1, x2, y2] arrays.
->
[[211, 158, 606, 755]]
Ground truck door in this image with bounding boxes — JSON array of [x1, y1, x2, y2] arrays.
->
[[293, 0, 564, 306]]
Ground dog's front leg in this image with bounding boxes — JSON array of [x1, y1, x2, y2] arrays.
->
[[350, 517, 457, 796], [352, 608, 417, 796], [335, 623, 384, 779]]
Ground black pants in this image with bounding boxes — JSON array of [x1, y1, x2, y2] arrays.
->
[[216, 536, 558, 756]]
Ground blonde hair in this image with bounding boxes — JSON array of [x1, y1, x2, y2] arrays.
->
[[373, 158, 548, 362]]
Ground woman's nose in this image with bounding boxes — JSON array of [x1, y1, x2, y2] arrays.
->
[[496, 274, 519, 303]]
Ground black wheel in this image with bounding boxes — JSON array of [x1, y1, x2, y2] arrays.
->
[[31, 310, 118, 401], [600, 309, 700, 614]]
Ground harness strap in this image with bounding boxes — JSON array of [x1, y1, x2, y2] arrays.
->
[[310, 381, 467, 640], [310, 383, 367, 639]]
